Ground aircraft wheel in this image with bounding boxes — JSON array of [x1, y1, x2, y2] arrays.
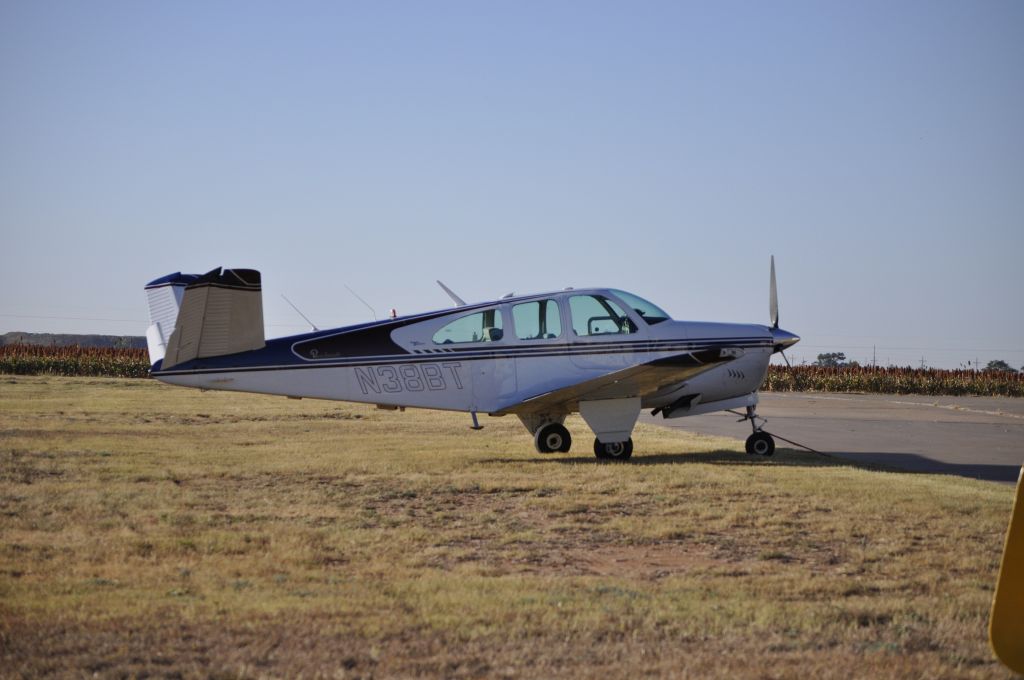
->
[[535, 423, 572, 453], [594, 438, 633, 460], [745, 432, 775, 457]]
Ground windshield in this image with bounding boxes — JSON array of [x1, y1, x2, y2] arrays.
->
[[610, 290, 671, 325]]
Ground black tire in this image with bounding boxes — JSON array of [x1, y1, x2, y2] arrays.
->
[[535, 423, 572, 454], [746, 431, 775, 457], [593, 437, 633, 460]]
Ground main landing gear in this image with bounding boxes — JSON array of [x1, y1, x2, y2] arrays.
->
[[524, 398, 640, 461], [594, 438, 633, 460], [534, 423, 572, 453], [532, 423, 634, 460], [741, 404, 775, 457]]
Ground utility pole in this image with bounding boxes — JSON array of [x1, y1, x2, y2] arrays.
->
[[873, 345, 876, 368]]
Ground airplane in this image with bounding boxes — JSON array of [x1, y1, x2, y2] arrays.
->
[[142, 259, 799, 460]]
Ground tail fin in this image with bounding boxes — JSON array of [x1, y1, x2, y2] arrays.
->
[[144, 272, 199, 366], [144, 267, 265, 370]]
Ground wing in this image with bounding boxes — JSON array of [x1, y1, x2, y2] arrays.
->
[[492, 347, 742, 416]]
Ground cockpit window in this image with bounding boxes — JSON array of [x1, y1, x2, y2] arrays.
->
[[512, 299, 562, 340], [432, 309, 504, 344], [610, 290, 671, 325], [569, 295, 636, 336]]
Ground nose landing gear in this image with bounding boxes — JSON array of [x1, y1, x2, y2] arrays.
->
[[745, 431, 775, 456], [740, 405, 775, 457]]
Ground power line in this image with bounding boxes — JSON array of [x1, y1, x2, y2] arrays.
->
[[0, 313, 145, 323], [0, 312, 310, 329], [796, 343, 1024, 354], [2, 313, 1021, 356]]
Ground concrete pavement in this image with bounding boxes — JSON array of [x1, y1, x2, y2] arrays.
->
[[641, 392, 1024, 483]]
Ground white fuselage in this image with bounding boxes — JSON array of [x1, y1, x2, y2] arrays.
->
[[145, 272, 800, 457], [155, 290, 775, 418]]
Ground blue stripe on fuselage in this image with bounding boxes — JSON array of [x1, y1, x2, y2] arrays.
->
[[152, 336, 771, 376]]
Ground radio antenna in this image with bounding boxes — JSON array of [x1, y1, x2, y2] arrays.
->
[[280, 294, 319, 331], [343, 284, 378, 321]]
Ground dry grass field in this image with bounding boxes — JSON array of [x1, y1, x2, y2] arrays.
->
[[0, 376, 1016, 678]]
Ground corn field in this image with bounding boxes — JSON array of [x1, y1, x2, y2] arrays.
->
[[1, 344, 1022, 397], [764, 364, 1024, 397], [0, 344, 150, 378]]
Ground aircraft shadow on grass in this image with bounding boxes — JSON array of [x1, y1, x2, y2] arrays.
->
[[479, 448, 836, 468], [481, 448, 1021, 483]]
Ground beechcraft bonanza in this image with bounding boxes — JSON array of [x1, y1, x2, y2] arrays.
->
[[143, 260, 799, 460]]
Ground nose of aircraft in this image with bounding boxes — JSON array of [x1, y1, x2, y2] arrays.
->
[[771, 327, 800, 353]]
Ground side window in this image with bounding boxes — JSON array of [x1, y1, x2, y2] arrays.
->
[[512, 300, 562, 340], [432, 309, 503, 344], [569, 295, 636, 336]]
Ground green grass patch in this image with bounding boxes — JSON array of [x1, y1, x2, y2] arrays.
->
[[0, 375, 1015, 678]]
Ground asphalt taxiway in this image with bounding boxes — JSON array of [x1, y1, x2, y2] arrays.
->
[[641, 392, 1024, 483]]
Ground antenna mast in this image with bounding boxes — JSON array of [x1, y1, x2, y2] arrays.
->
[[280, 294, 319, 331], [344, 284, 378, 321]]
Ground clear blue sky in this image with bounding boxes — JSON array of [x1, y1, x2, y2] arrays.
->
[[1, 1, 1021, 369]]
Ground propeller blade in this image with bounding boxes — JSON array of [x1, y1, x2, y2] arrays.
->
[[780, 349, 792, 368], [769, 255, 779, 329]]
